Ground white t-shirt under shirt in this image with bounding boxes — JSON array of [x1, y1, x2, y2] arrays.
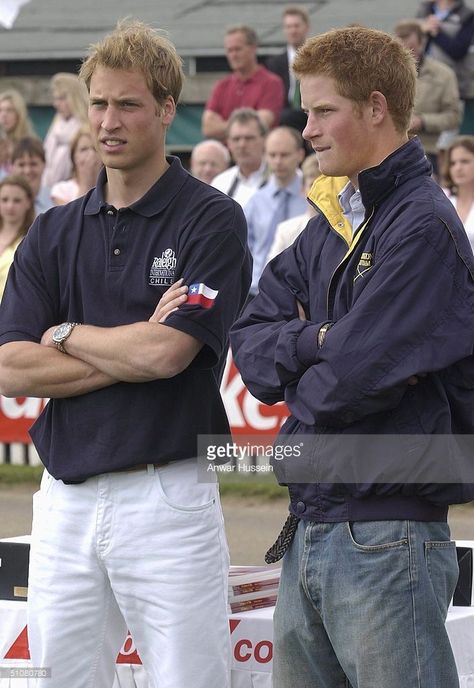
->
[[211, 163, 268, 209]]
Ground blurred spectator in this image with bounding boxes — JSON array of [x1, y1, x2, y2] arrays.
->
[[0, 132, 11, 180], [42, 72, 89, 189], [0, 174, 34, 299], [417, 1, 474, 134], [395, 20, 462, 177], [11, 138, 53, 215], [211, 108, 269, 208], [51, 125, 102, 205], [267, 153, 319, 262], [0, 89, 37, 163], [190, 139, 230, 184], [202, 26, 284, 141], [267, 5, 310, 133], [443, 134, 474, 247], [245, 126, 307, 295]]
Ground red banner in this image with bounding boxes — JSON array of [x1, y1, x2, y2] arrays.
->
[[0, 352, 288, 444]]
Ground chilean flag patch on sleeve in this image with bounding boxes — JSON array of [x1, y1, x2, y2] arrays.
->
[[187, 283, 219, 309]]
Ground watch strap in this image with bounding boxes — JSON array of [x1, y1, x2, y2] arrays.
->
[[54, 322, 79, 354], [317, 322, 333, 349]]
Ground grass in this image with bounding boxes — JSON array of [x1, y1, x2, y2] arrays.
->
[[218, 471, 287, 499], [0, 463, 287, 499], [0, 464, 43, 485]]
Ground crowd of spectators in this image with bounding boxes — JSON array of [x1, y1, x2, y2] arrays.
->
[[1, 1, 474, 306], [194, 0, 474, 282], [0, 73, 101, 301]]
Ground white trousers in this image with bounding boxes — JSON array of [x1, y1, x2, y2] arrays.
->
[[28, 460, 231, 688]]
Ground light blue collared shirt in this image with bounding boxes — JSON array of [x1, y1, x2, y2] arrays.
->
[[337, 181, 366, 234], [245, 172, 308, 294]]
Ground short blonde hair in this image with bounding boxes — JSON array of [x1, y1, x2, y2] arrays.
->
[[293, 26, 416, 133], [79, 19, 184, 106]]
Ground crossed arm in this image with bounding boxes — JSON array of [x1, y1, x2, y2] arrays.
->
[[0, 281, 194, 399]]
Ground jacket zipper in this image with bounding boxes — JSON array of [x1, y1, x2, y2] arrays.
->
[[326, 208, 375, 319]]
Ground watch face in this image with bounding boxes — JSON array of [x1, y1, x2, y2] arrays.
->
[[53, 323, 72, 343]]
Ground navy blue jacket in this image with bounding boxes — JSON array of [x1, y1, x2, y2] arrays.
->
[[230, 138, 474, 522]]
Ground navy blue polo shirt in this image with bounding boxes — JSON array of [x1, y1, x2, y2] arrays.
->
[[0, 157, 252, 482]]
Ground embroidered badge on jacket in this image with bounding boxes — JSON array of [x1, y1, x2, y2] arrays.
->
[[354, 252, 373, 282]]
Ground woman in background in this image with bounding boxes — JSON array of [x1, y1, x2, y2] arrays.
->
[[0, 175, 34, 299], [42, 73, 89, 189], [0, 89, 36, 165], [51, 125, 102, 205], [444, 135, 474, 249]]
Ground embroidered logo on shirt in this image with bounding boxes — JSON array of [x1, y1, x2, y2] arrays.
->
[[354, 252, 373, 282], [149, 248, 177, 286]]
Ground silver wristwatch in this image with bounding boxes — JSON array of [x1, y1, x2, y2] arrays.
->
[[317, 322, 333, 349], [52, 322, 79, 354]]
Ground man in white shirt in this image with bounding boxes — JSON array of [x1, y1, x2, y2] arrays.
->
[[212, 108, 269, 209]]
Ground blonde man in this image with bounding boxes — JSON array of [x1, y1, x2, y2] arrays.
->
[[0, 19, 250, 688], [231, 26, 474, 688]]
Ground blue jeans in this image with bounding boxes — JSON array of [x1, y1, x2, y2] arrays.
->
[[273, 520, 459, 688]]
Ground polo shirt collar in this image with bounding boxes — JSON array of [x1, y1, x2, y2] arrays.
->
[[84, 156, 188, 217], [232, 65, 264, 84]]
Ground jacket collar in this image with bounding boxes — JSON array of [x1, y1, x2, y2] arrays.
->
[[357, 137, 431, 209], [307, 137, 432, 245]]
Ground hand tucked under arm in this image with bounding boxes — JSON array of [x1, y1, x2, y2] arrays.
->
[[148, 279, 188, 323]]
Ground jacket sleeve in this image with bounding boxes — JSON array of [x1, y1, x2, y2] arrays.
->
[[286, 222, 474, 427], [230, 233, 327, 404]]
